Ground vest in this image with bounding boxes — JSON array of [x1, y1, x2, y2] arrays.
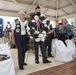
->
[[14, 19, 27, 38], [14, 19, 21, 38], [0, 18, 3, 38]]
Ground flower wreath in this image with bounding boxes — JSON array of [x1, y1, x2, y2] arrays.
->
[[27, 13, 50, 42]]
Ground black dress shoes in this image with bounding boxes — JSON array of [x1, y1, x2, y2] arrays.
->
[[48, 54, 54, 57], [35, 61, 39, 64], [24, 63, 27, 66], [43, 60, 52, 63], [19, 67, 24, 70]]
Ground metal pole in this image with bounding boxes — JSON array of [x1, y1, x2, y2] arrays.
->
[[56, 0, 58, 20]]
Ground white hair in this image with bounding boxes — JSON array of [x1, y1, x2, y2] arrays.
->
[[18, 11, 25, 15]]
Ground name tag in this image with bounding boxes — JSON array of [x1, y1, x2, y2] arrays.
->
[[21, 26, 26, 35]]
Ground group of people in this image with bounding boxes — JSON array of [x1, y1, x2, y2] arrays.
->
[[0, 5, 75, 71], [11, 6, 53, 70], [55, 18, 72, 46], [11, 6, 74, 70]]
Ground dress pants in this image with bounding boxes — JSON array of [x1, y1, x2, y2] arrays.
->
[[34, 41, 47, 62], [15, 35, 26, 68], [45, 35, 52, 56]]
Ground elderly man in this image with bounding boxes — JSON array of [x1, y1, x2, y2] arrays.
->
[[11, 11, 28, 70], [56, 18, 71, 45]]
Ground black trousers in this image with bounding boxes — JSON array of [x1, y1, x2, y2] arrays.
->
[[34, 41, 47, 62], [15, 35, 26, 68], [45, 35, 52, 56], [58, 33, 67, 45]]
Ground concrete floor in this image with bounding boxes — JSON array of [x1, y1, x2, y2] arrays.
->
[[11, 48, 64, 75]]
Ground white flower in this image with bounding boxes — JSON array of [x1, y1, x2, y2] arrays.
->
[[38, 34, 43, 38], [30, 36, 33, 39], [35, 33, 46, 42], [34, 15, 39, 21], [41, 37, 45, 42], [42, 18, 50, 24], [32, 27, 35, 30], [43, 35, 46, 37], [31, 20, 36, 23], [41, 13, 45, 17], [28, 31, 31, 35], [42, 31, 46, 35], [44, 24, 47, 27], [35, 31, 39, 34], [27, 26, 30, 31], [35, 38, 40, 42], [42, 31, 46, 37], [42, 20, 46, 24]]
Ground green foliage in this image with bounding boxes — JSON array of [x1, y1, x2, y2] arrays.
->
[[25, 17, 31, 22]]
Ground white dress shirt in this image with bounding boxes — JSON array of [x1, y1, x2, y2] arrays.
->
[[11, 18, 28, 35]]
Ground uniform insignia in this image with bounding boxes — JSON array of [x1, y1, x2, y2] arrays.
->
[[16, 29, 20, 33], [0, 24, 2, 27], [16, 20, 20, 25], [16, 25, 20, 28]]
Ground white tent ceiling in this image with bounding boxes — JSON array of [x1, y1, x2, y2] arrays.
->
[[0, 0, 76, 20]]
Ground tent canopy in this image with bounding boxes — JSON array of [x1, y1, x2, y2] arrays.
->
[[0, 0, 76, 20]]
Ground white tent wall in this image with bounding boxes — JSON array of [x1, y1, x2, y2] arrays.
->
[[0, 0, 76, 20]]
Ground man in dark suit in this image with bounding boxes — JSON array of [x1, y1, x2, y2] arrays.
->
[[30, 6, 51, 64], [45, 24, 53, 57]]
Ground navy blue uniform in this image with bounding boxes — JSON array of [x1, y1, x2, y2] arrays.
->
[[14, 19, 27, 68], [45, 25, 52, 57]]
